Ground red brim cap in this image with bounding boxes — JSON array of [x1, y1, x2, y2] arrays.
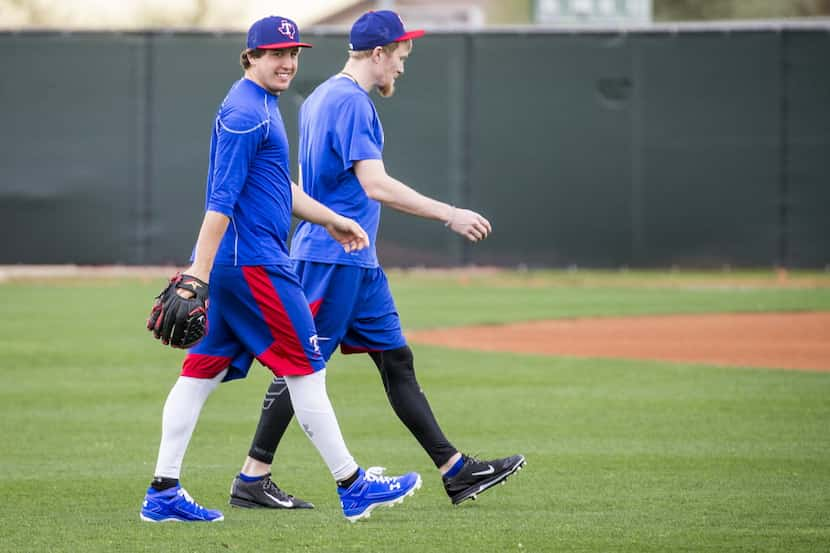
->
[[257, 41, 313, 49], [394, 29, 425, 42]]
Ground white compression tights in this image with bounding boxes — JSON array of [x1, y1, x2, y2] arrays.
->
[[154, 369, 228, 479], [154, 368, 358, 483], [284, 369, 358, 482]]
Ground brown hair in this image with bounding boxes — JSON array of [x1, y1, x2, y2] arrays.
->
[[240, 48, 267, 69]]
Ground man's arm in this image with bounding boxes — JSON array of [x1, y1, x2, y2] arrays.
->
[[182, 210, 230, 284], [292, 183, 369, 253], [182, 105, 262, 283], [354, 159, 491, 242]]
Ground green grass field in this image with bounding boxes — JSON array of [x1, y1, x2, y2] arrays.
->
[[1, 270, 829, 552]]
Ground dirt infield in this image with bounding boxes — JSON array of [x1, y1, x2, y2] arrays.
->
[[407, 312, 830, 372]]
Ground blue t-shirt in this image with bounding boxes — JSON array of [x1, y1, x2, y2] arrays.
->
[[199, 78, 293, 267], [290, 76, 384, 268]]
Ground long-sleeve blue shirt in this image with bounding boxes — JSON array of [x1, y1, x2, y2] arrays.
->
[[201, 78, 293, 267]]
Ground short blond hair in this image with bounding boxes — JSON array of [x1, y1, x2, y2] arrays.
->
[[349, 40, 407, 59]]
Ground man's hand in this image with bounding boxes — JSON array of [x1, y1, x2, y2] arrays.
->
[[446, 207, 492, 243], [147, 273, 209, 348], [177, 265, 210, 298], [325, 216, 370, 253]]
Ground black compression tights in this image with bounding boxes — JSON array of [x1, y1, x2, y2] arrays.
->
[[368, 346, 457, 468], [247, 346, 457, 468], [247, 376, 294, 465]]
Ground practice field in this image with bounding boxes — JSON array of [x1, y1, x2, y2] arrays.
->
[[1, 269, 829, 552]]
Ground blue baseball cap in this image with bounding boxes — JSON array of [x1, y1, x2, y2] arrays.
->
[[247, 16, 312, 49], [349, 10, 425, 51]]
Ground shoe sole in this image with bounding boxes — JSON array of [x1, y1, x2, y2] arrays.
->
[[451, 456, 527, 505], [229, 496, 269, 509], [344, 474, 423, 523], [229, 496, 313, 509], [140, 513, 224, 522]]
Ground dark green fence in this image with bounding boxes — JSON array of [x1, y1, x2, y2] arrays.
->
[[0, 24, 827, 268]]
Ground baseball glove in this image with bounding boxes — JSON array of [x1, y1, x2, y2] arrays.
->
[[147, 273, 209, 348]]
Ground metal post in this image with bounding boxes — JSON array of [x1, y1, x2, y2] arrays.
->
[[131, 33, 152, 265], [777, 30, 790, 269], [630, 34, 645, 266], [460, 33, 475, 266]]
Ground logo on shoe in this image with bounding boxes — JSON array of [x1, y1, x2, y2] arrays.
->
[[471, 465, 495, 476], [390, 482, 401, 491], [264, 491, 294, 508]]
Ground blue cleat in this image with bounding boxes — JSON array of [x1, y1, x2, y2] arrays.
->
[[338, 467, 421, 522], [140, 485, 224, 522]]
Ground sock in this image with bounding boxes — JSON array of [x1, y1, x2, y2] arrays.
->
[[238, 472, 267, 483], [283, 369, 359, 482], [443, 456, 465, 479], [337, 469, 360, 489], [150, 476, 179, 492], [153, 370, 228, 479]]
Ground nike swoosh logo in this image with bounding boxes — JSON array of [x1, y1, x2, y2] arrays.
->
[[471, 465, 495, 476], [264, 491, 294, 508]]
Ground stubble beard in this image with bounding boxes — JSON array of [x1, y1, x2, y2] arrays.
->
[[378, 80, 396, 98]]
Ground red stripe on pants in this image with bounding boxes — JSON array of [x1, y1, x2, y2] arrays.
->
[[309, 298, 323, 317], [242, 266, 314, 376], [181, 353, 232, 378]]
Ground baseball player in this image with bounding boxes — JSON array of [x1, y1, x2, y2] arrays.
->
[[140, 15, 421, 524], [228, 11, 525, 511]]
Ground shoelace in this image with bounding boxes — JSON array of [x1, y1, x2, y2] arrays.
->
[[178, 488, 208, 513], [263, 478, 294, 500], [465, 453, 483, 466], [364, 466, 396, 484]]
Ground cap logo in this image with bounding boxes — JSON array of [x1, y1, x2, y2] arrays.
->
[[278, 19, 296, 39]]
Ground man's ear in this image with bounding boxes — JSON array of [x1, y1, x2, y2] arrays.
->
[[372, 46, 384, 62]]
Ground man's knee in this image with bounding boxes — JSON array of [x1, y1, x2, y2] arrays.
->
[[372, 345, 414, 374], [386, 345, 414, 369], [263, 376, 289, 410]]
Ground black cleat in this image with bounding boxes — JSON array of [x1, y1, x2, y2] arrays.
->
[[443, 454, 526, 505], [229, 474, 314, 509]]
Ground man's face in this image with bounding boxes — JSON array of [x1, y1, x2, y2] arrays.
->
[[249, 47, 300, 94], [376, 41, 411, 98]]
